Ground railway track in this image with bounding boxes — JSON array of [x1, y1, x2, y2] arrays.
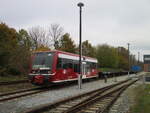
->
[[0, 80, 28, 86], [64, 80, 137, 113], [0, 86, 52, 102], [24, 78, 138, 113], [0, 81, 79, 102]]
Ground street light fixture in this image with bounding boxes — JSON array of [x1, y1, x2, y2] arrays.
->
[[77, 2, 84, 89]]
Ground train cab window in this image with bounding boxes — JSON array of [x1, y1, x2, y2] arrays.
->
[[32, 52, 54, 69]]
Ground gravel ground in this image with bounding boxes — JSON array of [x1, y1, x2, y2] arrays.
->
[[0, 73, 143, 113], [109, 77, 144, 113]]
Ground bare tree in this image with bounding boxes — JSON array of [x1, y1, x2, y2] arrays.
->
[[28, 26, 48, 50], [48, 24, 64, 49]]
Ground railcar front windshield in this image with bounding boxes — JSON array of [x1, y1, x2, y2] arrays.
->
[[32, 52, 54, 69]]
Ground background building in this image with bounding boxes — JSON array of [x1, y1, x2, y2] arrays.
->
[[143, 55, 150, 72]]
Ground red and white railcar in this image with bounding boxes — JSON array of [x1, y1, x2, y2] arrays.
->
[[29, 50, 98, 85]]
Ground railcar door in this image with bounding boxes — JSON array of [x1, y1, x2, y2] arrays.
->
[[82, 62, 86, 78], [73, 61, 79, 79]]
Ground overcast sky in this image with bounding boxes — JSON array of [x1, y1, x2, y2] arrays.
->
[[1, 0, 150, 61]]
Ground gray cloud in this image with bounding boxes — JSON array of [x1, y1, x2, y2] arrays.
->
[[1, 0, 150, 61]]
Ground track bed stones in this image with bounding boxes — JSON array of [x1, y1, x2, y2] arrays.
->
[[109, 81, 141, 113]]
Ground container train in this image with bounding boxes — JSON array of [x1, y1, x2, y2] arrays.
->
[[28, 50, 99, 85]]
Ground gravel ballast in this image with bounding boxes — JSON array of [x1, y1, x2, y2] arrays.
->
[[109, 78, 144, 113], [0, 74, 143, 113]]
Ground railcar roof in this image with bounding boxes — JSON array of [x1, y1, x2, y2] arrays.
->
[[33, 50, 97, 60]]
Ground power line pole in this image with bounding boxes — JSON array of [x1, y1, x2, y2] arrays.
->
[[127, 43, 130, 77], [138, 52, 140, 64], [77, 2, 84, 89]]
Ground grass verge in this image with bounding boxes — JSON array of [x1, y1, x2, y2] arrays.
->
[[129, 84, 150, 113], [0, 75, 27, 82], [0, 83, 37, 93], [99, 68, 123, 72]]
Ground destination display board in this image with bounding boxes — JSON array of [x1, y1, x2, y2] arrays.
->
[[144, 55, 150, 64]]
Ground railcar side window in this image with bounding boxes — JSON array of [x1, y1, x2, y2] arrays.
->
[[68, 62, 73, 68], [74, 64, 79, 72], [91, 63, 96, 69], [57, 58, 62, 69], [96, 63, 98, 69], [73, 60, 80, 73], [61, 59, 73, 69], [62, 59, 68, 69], [86, 62, 91, 72]]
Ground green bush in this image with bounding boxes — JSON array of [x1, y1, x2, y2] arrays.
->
[[8, 67, 21, 75]]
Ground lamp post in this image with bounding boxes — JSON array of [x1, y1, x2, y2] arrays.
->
[[127, 43, 130, 77], [77, 2, 84, 89]]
